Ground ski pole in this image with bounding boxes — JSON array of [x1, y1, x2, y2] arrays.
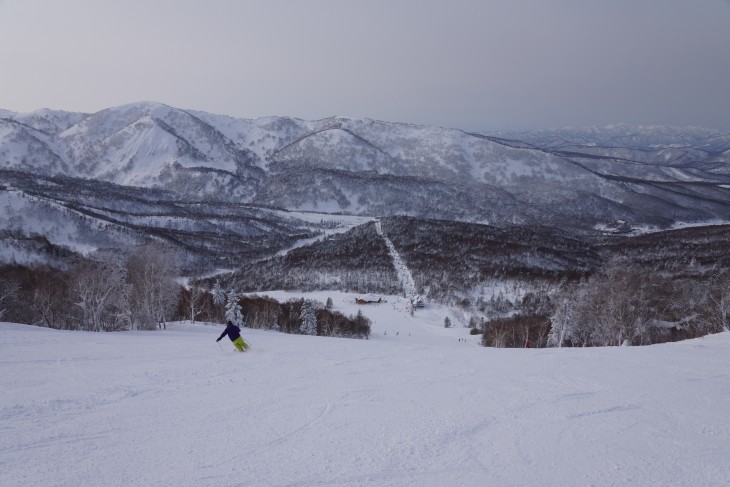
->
[[218, 342, 224, 352]]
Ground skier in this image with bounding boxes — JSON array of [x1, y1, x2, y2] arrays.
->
[[216, 321, 249, 352]]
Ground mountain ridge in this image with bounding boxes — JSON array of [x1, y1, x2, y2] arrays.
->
[[3, 102, 730, 230]]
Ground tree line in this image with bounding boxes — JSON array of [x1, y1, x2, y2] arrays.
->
[[477, 259, 730, 348], [3, 222, 728, 348], [1, 244, 180, 331], [178, 288, 371, 339], [0, 243, 371, 340]]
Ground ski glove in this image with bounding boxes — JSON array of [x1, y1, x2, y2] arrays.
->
[[216, 338, 221, 342]]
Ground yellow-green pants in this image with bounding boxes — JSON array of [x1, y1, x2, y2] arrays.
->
[[233, 336, 249, 352]]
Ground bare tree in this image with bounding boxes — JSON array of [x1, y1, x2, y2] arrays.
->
[[127, 243, 181, 330], [551, 259, 704, 347], [243, 295, 280, 330], [184, 279, 206, 323], [32, 283, 63, 328], [703, 269, 730, 333], [483, 319, 511, 348], [69, 254, 131, 331], [0, 277, 19, 321]]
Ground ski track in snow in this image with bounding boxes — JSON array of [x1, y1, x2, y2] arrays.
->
[[375, 220, 416, 299], [1, 297, 730, 487]]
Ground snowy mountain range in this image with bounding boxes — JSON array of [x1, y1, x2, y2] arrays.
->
[[3, 102, 730, 229]]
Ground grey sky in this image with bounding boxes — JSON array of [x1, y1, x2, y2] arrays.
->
[[1, 0, 729, 131]]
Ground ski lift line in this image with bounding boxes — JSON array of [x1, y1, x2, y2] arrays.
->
[[375, 221, 416, 299]]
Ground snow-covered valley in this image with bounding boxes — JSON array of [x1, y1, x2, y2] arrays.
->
[[2, 292, 728, 487]]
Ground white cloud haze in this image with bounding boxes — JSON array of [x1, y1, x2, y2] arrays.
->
[[1, 0, 729, 131]]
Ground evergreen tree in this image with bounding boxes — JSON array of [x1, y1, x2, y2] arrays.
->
[[212, 280, 225, 307], [444, 316, 452, 328], [468, 316, 478, 329], [299, 300, 317, 335], [354, 309, 371, 339], [225, 291, 244, 326]]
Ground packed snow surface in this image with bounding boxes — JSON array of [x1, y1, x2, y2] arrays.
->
[[2, 292, 729, 487]]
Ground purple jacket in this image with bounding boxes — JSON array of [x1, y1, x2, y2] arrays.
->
[[217, 323, 241, 342]]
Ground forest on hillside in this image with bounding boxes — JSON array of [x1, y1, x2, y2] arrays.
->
[[1, 217, 728, 348], [0, 243, 370, 340]]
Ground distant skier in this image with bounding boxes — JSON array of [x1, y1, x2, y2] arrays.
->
[[216, 321, 249, 352]]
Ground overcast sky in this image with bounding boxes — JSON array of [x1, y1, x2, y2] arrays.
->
[[1, 0, 729, 131]]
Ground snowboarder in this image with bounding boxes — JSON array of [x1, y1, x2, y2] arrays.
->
[[216, 321, 249, 352]]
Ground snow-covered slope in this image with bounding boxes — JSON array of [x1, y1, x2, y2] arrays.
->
[[2, 294, 728, 487], [12, 108, 88, 136], [56, 102, 261, 185], [0, 118, 69, 173], [0, 171, 329, 269], [0, 188, 127, 261]]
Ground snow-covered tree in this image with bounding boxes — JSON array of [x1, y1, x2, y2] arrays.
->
[[468, 316, 478, 329], [548, 292, 577, 348], [225, 291, 244, 326], [212, 280, 225, 307], [299, 300, 317, 335], [585, 261, 653, 347], [444, 316, 452, 328]]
